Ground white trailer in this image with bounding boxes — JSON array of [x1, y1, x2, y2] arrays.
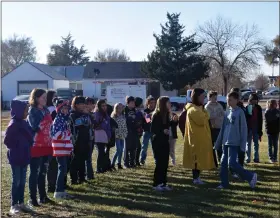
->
[[106, 84, 147, 106]]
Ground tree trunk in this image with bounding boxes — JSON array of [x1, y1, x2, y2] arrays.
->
[[223, 76, 228, 96]]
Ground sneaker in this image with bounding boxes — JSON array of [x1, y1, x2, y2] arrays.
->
[[253, 160, 260, 163], [54, 192, 73, 199], [172, 160, 176, 166], [162, 184, 173, 191], [136, 162, 141, 167], [268, 159, 274, 164], [249, 173, 257, 188], [39, 196, 54, 204], [18, 203, 33, 213], [193, 178, 205, 185], [153, 184, 165, 192], [9, 205, 20, 215], [117, 164, 123, 170], [217, 185, 225, 189], [140, 161, 145, 165], [28, 199, 40, 207], [232, 173, 239, 179], [111, 166, 117, 171]]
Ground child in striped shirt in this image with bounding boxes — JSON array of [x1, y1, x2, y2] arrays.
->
[[51, 99, 73, 199]]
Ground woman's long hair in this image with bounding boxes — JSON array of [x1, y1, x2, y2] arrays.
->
[[153, 96, 170, 124], [94, 99, 107, 116], [46, 90, 56, 107], [191, 88, 205, 106], [111, 103, 123, 118], [29, 88, 46, 107]]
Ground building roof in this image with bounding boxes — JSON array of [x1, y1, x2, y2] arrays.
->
[[28, 63, 84, 81], [83, 62, 146, 79], [28, 62, 68, 80]]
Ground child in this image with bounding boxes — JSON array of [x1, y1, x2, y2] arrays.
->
[[183, 88, 216, 185], [245, 93, 263, 163], [93, 99, 111, 173], [169, 110, 179, 166], [69, 96, 92, 184], [265, 99, 280, 163], [205, 91, 225, 163], [124, 96, 138, 168], [27, 88, 53, 206], [85, 97, 95, 179], [151, 96, 172, 191], [111, 103, 128, 169], [140, 96, 156, 165], [4, 100, 34, 215], [215, 91, 257, 189], [135, 97, 145, 166], [51, 99, 73, 199]]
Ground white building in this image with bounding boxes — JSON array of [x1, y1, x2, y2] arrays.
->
[[2, 62, 84, 105]]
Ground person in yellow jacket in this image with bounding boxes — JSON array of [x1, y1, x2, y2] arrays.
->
[[183, 88, 216, 185]]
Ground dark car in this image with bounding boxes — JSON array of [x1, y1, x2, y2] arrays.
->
[[13, 95, 30, 104], [241, 91, 255, 101]]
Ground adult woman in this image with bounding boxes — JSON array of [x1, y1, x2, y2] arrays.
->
[[183, 88, 216, 185], [27, 89, 53, 206], [46, 90, 58, 193], [93, 100, 111, 173]]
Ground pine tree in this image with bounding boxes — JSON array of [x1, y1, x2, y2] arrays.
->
[[142, 13, 209, 91]]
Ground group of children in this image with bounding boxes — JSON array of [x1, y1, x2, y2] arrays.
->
[[4, 88, 180, 215], [4, 86, 279, 214]]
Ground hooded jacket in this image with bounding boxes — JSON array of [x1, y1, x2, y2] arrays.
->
[[265, 108, 280, 135], [4, 100, 34, 166]]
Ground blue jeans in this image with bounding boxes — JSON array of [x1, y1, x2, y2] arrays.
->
[[140, 132, 152, 163], [246, 129, 259, 162], [56, 156, 68, 192], [112, 139, 125, 165], [29, 156, 50, 200], [268, 134, 279, 161], [11, 165, 27, 206], [220, 146, 254, 188], [86, 143, 94, 179]]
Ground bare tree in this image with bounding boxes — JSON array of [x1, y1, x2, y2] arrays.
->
[[197, 16, 264, 94], [1, 34, 37, 75], [254, 73, 269, 91], [263, 35, 280, 76], [94, 48, 130, 62]]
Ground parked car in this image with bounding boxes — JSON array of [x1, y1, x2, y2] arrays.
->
[[169, 96, 186, 111], [265, 89, 280, 96], [241, 91, 256, 101], [255, 90, 263, 99], [13, 95, 30, 104]]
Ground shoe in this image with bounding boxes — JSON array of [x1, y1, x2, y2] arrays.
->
[[162, 184, 173, 191], [48, 186, 55, 193], [253, 160, 260, 163], [153, 184, 165, 192], [117, 164, 123, 170], [273, 159, 278, 163], [28, 199, 40, 207], [246, 160, 251, 164], [193, 178, 205, 185], [136, 162, 141, 167], [54, 192, 73, 199], [111, 166, 117, 171], [268, 159, 274, 164], [39, 196, 54, 204], [124, 165, 131, 169], [249, 173, 257, 188], [232, 173, 239, 179], [217, 185, 225, 189], [9, 205, 21, 215], [172, 160, 176, 166], [140, 161, 145, 165], [18, 203, 33, 213]]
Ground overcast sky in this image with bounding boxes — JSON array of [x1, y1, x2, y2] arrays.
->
[[2, 2, 279, 77]]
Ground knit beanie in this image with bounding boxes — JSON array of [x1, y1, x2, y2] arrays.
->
[[135, 97, 143, 108]]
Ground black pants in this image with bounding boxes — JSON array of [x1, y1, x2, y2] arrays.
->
[[70, 153, 86, 183], [96, 143, 107, 172], [47, 157, 58, 192], [152, 140, 169, 186], [192, 169, 200, 179], [135, 137, 142, 165], [104, 146, 111, 171], [124, 135, 138, 167]]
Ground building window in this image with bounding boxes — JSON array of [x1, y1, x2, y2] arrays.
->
[[77, 83, 82, 90], [101, 82, 107, 96], [69, 82, 82, 90]]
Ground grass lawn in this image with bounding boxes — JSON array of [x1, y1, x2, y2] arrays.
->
[[1, 115, 280, 218]]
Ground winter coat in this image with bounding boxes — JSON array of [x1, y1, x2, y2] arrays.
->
[[265, 108, 280, 135], [245, 104, 263, 136], [4, 100, 34, 166], [28, 106, 52, 157], [183, 104, 216, 170]]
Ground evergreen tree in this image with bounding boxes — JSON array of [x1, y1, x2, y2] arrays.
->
[[47, 33, 90, 66], [142, 13, 209, 91]]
